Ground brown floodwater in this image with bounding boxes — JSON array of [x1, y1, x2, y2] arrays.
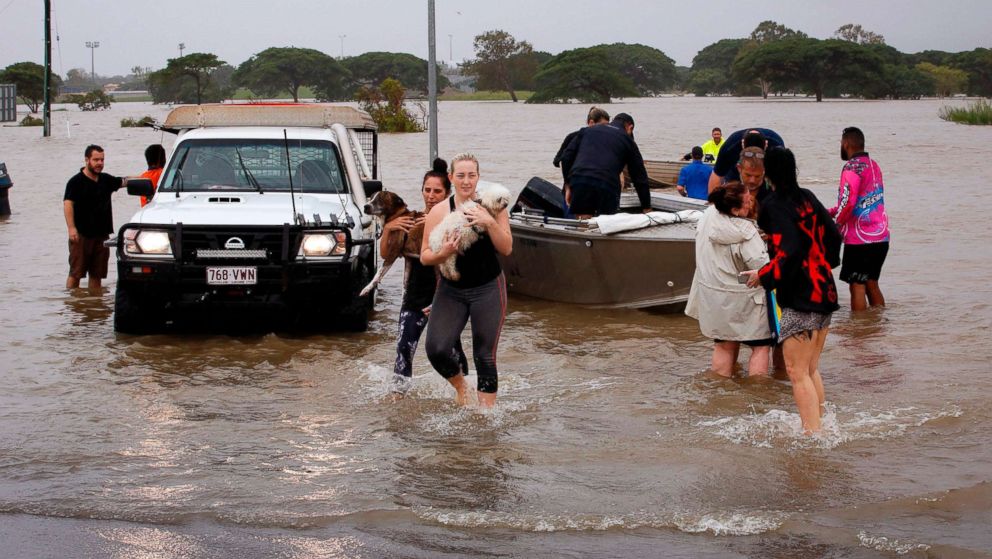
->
[[0, 97, 990, 558]]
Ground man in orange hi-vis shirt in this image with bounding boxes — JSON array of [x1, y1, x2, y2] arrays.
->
[[139, 144, 166, 206]]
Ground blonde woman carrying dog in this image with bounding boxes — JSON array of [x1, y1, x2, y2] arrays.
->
[[420, 153, 513, 408]]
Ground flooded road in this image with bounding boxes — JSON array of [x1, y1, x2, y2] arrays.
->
[[1, 97, 991, 558]]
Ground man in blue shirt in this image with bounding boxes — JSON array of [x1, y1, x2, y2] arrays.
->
[[677, 146, 711, 200]]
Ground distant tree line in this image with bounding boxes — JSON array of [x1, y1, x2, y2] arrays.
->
[[2, 22, 990, 113]]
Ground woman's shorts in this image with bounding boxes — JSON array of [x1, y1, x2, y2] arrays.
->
[[779, 308, 832, 341], [714, 337, 776, 347], [840, 242, 889, 284]]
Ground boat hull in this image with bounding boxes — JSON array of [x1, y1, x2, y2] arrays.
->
[[499, 222, 696, 309]]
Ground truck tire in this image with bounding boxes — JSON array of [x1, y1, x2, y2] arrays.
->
[[340, 258, 374, 332], [114, 286, 161, 334]]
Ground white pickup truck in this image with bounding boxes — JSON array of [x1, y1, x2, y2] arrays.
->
[[113, 104, 383, 333]]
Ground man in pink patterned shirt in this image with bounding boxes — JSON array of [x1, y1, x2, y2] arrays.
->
[[829, 127, 890, 311]]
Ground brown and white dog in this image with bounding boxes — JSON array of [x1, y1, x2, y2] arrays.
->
[[360, 191, 424, 297], [428, 183, 511, 282]]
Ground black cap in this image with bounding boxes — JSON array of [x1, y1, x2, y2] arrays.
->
[[691, 146, 703, 159], [742, 130, 767, 148]]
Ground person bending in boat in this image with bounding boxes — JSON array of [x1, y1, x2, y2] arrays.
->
[[420, 154, 512, 408], [552, 106, 610, 173], [744, 147, 842, 434], [686, 181, 772, 378], [387, 158, 468, 397], [559, 113, 652, 218], [707, 128, 784, 194]]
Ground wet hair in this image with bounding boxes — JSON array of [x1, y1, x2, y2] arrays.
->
[[423, 157, 452, 193], [612, 113, 634, 127], [450, 152, 480, 174], [742, 130, 766, 149], [587, 106, 610, 123], [764, 147, 800, 199], [144, 144, 166, 168], [691, 146, 704, 160], [738, 146, 765, 169], [84, 144, 104, 158], [708, 180, 747, 216], [842, 126, 865, 151]]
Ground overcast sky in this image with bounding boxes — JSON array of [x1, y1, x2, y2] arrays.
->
[[1, 0, 989, 77]]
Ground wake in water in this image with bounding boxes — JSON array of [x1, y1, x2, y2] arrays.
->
[[697, 403, 963, 449]]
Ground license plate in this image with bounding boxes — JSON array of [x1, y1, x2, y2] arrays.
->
[[206, 266, 257, 285]]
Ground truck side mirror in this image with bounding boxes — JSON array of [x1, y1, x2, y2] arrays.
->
[[362, 179, 383, 198], [126, 178, 155, 198]]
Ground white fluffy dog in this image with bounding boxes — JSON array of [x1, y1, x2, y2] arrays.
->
[[429, 183, 511, 281]]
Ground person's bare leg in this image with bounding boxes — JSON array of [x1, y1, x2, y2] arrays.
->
[[810, 327, 829, 415], [746, 345, 770, 377], [477, 391, 496, 409], [447, 374, 474, 406], [66, 276, 80, 289], [783, 335, 821, 434], [711, 341, 738, 377], [849, 283, 868, 311], [771, 344, 788, 380], [88, 277, 102, 295], [865, 280, 886, 307]]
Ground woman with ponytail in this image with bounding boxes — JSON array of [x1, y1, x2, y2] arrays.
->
[[387, 158, 467, 396]]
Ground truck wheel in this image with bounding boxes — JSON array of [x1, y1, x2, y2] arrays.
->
[[114, 286, 160, 334], [340, 258, 374, 332]]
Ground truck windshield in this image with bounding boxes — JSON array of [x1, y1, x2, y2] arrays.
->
[[159, 139, 348, 193]]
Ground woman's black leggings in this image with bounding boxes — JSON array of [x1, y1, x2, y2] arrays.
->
[[394, 308, 467, 378], [425, 275, 507, 393]]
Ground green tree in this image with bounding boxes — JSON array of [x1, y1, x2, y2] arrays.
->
[[916, 62, 969, 97], [833, 23, 885, 45], [862, 64, 934, 99], [734, 38, 881, 101], [233, 47, 347, 102], [689, 38, 749, 95], [67, 89, 113, 111], [0, 61, 62, 113], [356, 78, 423, 132], [951, 48, 992, 96], [462, 30, 536, 102], [593, 43, 677, 95], [63, 67, 90, 88], [148, 54, 233, 104], [527, 47, 636, 104], [148, 53, 226, 105], [743, 21, 808, 98], [341, 51, 446, 96]]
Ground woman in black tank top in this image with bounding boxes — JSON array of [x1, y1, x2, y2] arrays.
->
[[420, 154, 513, 409]]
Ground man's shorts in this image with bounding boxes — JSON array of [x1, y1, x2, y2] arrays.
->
[[568, 176, 619, 216], [68, 235, 110, 279], [839, 242, 889, 284]]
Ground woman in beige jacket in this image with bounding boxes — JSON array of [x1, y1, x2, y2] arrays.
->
[[685, 181, 772, 377]]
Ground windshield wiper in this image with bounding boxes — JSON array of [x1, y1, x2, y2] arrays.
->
[[235, 147, 263, 194]]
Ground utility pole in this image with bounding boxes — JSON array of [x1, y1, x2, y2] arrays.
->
[[178, 42, 185, 58], [338, 35, 346, 59], [85, 41, 100, 86], [448, 34, 453, 63], [427, 0, 438, 162], [43, 0, 51, 137]]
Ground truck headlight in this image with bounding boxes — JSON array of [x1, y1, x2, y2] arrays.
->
[[300, 232, 347, 257], [123, 228, 173, 257]]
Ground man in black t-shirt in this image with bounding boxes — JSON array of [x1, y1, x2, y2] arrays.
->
[[63, 144, 128, 293]]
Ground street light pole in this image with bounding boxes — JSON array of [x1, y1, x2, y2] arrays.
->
[[85, 41, 100, 86], [448, 34, 453, 63], [427, 1, 438, 162], [178, 42, 185, 58], [338, 35, 346, 59]]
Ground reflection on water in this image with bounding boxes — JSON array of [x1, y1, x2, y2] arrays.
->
[[0, 98, 991, 556]]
